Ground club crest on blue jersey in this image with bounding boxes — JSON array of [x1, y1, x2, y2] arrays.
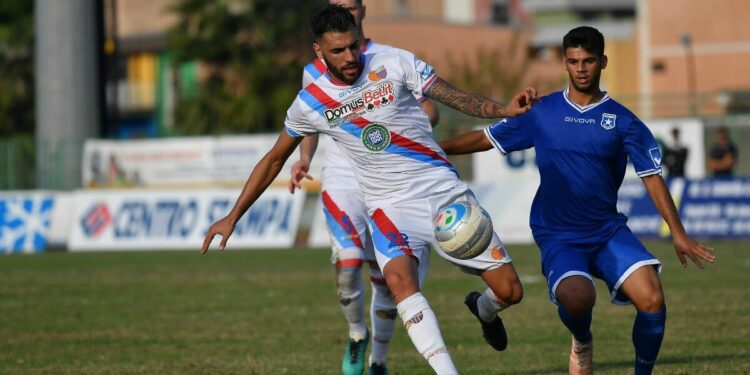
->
[[601, 113, 617, 130], [361, 123, 391, 152], [649, 147, 662, 168]]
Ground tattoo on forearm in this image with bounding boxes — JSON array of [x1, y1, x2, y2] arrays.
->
[[427, 78, 505, 118]]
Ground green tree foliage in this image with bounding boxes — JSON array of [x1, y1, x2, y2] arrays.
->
[[443, 32, 562, 102], [167, 0, 322, 135], [0, 0, 34, 136]]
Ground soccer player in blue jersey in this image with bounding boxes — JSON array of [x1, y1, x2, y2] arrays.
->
[[439, 26, 715, 375]]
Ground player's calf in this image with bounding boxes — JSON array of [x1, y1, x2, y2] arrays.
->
[[335, 257, 367, 341], [368, 261, 397, 369]]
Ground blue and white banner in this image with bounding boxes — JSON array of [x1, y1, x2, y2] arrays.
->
[[68, 188, 306, 251], [0, 192, 55, 254], [617, 179, 664, 238], [679, 179, 750, 237]]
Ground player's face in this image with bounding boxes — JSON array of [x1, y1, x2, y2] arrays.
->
[[330, 0, 365, 29], [314, 30, 362, 85], [564, 47, 607, 93]]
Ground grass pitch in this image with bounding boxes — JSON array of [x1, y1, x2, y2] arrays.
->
[[1, 241, 749, 374]]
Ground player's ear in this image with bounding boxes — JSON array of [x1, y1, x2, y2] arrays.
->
[[313, 42, 323, 60], [601, 54, 608, 70], [361, 4, 366, 21]]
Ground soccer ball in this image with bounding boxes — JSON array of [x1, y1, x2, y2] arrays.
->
[[434, 201, 493, 260]]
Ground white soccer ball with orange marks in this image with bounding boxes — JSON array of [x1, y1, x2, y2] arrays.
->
[[433, 201, 493, 260]]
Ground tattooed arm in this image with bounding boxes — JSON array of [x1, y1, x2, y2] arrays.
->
[[425, 77, 537, 118]]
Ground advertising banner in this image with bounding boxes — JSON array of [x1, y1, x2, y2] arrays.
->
[[0, 192, 56, 254], [68, 188, 306, 251], [679, 179, 750, 237], [82, 135, 331, 188]]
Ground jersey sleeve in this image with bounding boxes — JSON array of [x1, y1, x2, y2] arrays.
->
[[623, 119, 662, 177], [483, 113, 534, 155], [397, 51, 438, 98], [284, 98, 317, 138]]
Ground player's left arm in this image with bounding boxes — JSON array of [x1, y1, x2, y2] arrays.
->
[[641, 174, 716, 268], [426, 78, 537, 119], [438, 130, 491, 155]]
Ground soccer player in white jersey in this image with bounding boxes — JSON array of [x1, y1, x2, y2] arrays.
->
[[439, 27, 715, 374], [202, 5, 537, 374], [288, 1, 439, 374]]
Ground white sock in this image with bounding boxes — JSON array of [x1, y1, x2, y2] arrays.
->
[[369, 271, 397, 365], [397, 293, 458, 375], [336, 265, 367, 340], [478, 287, 508, 323]]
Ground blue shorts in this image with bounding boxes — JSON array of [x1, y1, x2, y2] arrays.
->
[[538, 225, 661, 305]]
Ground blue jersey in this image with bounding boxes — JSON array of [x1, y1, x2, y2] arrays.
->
[[484, 90, 662, 242]]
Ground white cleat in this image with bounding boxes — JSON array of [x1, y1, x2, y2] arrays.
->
[[568, 336, 593, 375]]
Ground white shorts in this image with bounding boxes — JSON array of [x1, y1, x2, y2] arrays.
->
[[367, 186, 512, 280], [320, 186, 377, 269]]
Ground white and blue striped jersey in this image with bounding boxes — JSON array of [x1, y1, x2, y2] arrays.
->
[[301, 40, 428, 189], [286, 50, 464, 209]]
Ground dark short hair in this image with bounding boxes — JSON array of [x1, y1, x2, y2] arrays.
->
[[563, 26, 605, 57], [311, 4, 357, 41]]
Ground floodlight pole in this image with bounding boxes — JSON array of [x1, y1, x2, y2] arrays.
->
[[35, 0, 101, 189], [681, 32, 698, 117]]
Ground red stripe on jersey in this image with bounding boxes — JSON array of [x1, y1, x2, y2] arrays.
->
[[336, 258, 364, 269], [350, 117, 453, 166], [308, 78, 453, 168], [322, 191, 364, 249], [312, 58, 327, 74], [305, 83, 342, 108], [371, 208, 413, 256], [422, 74, 438, 93]]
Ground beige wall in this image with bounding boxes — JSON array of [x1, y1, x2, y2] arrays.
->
[[646, 0, 750, 115], [601, 39, 639, 97], [365, 0, 443, 19], [365, 20, 564, 95], [115, 0, 176, 38]]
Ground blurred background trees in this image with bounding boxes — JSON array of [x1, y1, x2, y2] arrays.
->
[[166, 0, 321, 135], [0, 0, 34, 137]]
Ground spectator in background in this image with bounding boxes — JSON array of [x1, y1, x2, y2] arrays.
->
[[663, 128, 688, 178], [708, 126, 737, 178]]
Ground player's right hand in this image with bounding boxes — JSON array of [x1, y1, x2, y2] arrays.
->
[[288, 159, 313, 194], [672, 233, 715, 269], [201, 216, 235, 254], [504, 87, 539, 117]]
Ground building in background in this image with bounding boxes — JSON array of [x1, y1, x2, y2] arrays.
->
[[101, 0, 750, 140]]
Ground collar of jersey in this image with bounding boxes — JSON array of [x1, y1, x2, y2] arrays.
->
[[325, 53, 368, 87], [563, 88, 610, 113], [362, 38, 372, 53]]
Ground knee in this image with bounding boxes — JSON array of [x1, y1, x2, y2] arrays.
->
[[556, 279, 596, 316], [384, 271, 418, 303], [496, 279, 524, 306], [636, 291, 665, 312]]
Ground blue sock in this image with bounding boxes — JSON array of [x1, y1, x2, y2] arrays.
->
[[632, 307, 666, 375], [557, 305, 592, 343]]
